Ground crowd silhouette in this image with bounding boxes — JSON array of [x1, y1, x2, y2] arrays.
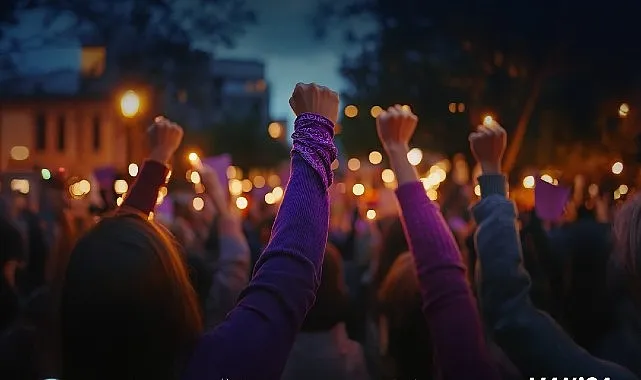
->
[[0, 83, 640, 380]]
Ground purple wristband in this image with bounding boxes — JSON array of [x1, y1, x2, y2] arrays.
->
[[291, 113, 338, 189]]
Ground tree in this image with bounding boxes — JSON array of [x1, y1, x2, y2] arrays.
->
[[317, 0, 641, 172]]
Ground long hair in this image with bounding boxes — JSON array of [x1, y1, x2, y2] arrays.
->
[[377, 252, 434, 379], [301, 243, 348, 331], [372, 218, 409, 293], [377, 252, 420, 322], [59, 210, 203, 380], [612, 195, 641, 309]]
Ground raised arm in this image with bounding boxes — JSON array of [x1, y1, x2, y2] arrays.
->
[[376, 106, 499, 379], [470, 123, 636, 379], [183, 83, 339, 380], [121, 117, 182, 216], [194, 160, 251, 328]]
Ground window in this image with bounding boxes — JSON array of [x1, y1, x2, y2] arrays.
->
[[57, 115, 66, 152], [35, 112, 46, 151], [92, 115, 101, 151], [80, 46, 106, 78]]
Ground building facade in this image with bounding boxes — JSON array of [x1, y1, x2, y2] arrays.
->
[[0, 42, 271, 177], [0, 95, 129, 175]]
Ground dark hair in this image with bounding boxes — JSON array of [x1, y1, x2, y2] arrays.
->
[[60, 213, 203, 380], [373, 218, 409, 292], [301, 243, 348, 331], [613, 195, 641, 310]]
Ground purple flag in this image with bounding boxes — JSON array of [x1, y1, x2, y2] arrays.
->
[[156, 195, 174, 217], [535, 177, 571, 222], [202, 155, 232, 200], [252, 185, 271, 200], [94, 166, 116, 190]]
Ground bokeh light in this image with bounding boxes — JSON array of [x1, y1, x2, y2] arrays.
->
[[369, 151, 383, 165], [192, 197, 205, 211], [344, 105, 358, 118], [348, 158, 361, 171], [381, 169, 395, 183], [10, 146, 29, 161], [352, 183, 365, 196], [236, 196, 248, 210], [407, 148, 423, 166], [128, 163, 139, 177]]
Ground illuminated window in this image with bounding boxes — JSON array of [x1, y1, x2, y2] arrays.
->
[[92, 114, 101, 151], [80, 46, 106, 77], [57, 115, 66, 152], [35, 112, 46, 151]]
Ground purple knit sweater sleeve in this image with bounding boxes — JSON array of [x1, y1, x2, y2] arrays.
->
[[395, 182, 499, 380], [182, 113, 336, 380]]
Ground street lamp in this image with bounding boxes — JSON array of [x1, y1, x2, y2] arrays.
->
[[120, 90, 141, 167], [120, 90, 140, 118]]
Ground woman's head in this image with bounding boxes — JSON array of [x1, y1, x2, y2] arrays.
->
[[378, 252, 420, 318], [613, 195, 641, 277], [373, 218, 409, 290], [60, 213, 202, 380], [301, 243, 348, 331]]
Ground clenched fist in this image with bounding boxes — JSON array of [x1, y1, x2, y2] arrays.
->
[[289, 83, 340, 125], [376, 105, 418, 152], [469, 121, 507, 174], [148, 116, 184, 164]]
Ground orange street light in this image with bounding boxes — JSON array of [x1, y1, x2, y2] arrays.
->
[[120, 90, 140, 118]]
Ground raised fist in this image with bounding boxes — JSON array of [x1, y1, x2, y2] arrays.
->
[[468, 121, 507, 174], [289, 83, 340, 125], [148, 116, 184, 164], [376, 105, 418, 152]]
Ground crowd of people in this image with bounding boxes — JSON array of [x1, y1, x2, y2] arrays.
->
[[1, 82, 641, 379]]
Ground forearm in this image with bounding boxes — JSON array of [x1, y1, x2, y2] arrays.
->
[[121, 159, 169, 215], [395, 182, 497, 379], [386, 145, 419, 186], [183, 113, 337, 380]]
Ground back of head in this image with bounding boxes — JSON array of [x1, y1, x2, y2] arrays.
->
[[613, 195, 641, 301], [614, 195, 641, 271], [378, 252, 420, 319], [60, 213, 202, 380], [373, 218, 409, 291], [301, 243, 347, 331]]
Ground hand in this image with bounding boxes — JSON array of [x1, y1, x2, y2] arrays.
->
[[594, 194, 609, 223], [376, 105, 418, 153], [289, 83, 340, 125], [198, 164, 229, 214], [148, 116, 184, 164], [469, 121, 507, 174]]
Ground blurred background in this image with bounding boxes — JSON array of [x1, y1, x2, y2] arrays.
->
[[1, 0, 641, 218]]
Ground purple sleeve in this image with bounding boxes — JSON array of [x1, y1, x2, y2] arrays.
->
[[182, 113, 336, 380], [121, 160, 169, 215], [395, 182, 499, 380]]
